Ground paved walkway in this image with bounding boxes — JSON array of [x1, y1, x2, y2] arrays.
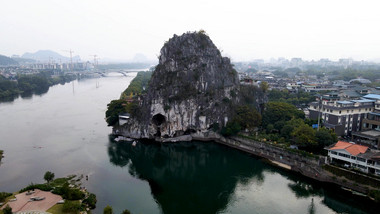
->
[[1, 189, 62, 213]]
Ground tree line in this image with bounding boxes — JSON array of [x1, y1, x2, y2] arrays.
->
[[0, 71, 77, 100]]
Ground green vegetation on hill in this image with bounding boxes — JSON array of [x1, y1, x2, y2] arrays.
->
[[0, 71, 77, 100], [329, 68, 380, 81], [0, 55, 18, 66], [120, 71, 152, 99], [0, 192, 12, 202], [268, 89, 315, 107], [106, 71, 151, 126]]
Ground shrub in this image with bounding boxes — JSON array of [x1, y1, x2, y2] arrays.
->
[[62, 200, 81, 213], [104, 205, 113, 214], [122, 209, 132, 214], [3, 204, 12, 214], [19, 183, 53, 193], [83, 193, 97, 209], [0, 192, 12, 202]]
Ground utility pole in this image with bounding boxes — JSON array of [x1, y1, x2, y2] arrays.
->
[[317, 95, 322, 131]]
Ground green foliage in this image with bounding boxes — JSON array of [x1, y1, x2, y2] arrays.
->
[[105, 99, 128, 126], [280, 118, 304, 139], [239, 85, 262, 106], [221, 121, 241, 136], [20, 183, 53, 192], [291, 123, 317, 150], [272, 70, 288, 78], [268, 89, 315, 106], [210, 123, 220, 132], [233, 105, 262, 131], [262, 102, 305, 127], [260, 81, 269, 92], [103, 205, 113, 214], [0, 54, 18, 65], [329, 68, 380, 81], [120, 71, 152, 99], [122, 209, 132, 214], [62, 200, 81, 213], [315, 128, 337, 151], [0, 72, 76, 100], [53, 183, 85, 200], [3, 204, 12, 214], [83, 193, 97, 209], [0, 192, 12, 202], [44, 171, 55, 183]]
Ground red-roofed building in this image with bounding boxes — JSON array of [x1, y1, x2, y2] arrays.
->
[[326, 141, 380, 175]]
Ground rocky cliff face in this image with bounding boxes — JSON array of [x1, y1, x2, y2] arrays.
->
[[119, 32, 240, 139]]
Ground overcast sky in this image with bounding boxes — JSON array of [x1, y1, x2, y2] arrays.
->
[[1, 0, 380, 62]]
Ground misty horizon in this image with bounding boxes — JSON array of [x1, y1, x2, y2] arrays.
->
[[1, 0, 380, 62]]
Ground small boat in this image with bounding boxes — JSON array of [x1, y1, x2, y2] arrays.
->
[[132, 141, 137, 146]]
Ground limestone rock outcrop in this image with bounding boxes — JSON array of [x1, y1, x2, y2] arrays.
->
[[118, 31, 240, 139]]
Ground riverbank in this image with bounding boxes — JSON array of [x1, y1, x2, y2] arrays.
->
[[0, 174, 96, 214], [113, 128, 380, 199]]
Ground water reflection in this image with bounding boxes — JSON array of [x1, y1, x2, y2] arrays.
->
[[286, 176, 377, 214], [108, 140, 267, 214]]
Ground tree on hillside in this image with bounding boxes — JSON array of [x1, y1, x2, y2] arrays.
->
[[104, 205, 113, 214], [260, 81, 269, 92], [315, 128, 337, 151], [262, 102, 305, 127], [44, 171, 55, 183], [105, 99, 128, 126], [280, 118, 305, 140], [291, 124, 317, 151], [233, 105, 262, 131]]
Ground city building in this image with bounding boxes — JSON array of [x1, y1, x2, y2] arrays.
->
[[309, 98, 374, 136], [326, 141, 380, 175], [352, 95, 380, 149]]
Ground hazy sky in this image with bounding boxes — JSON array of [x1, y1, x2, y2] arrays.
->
[[1, 0, 380, 62]]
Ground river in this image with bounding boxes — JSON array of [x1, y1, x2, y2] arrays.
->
[[0, 72, 377, 214]]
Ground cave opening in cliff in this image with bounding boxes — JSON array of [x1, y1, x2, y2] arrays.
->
[[152, 114, 166, 137], [152, 114, 166, 126]]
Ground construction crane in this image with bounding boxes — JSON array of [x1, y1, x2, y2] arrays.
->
[[89, 54, 98, 70], [62, 49, 74, 72]]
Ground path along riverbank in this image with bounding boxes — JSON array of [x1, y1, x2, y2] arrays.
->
[[114, 126, 380, 197]]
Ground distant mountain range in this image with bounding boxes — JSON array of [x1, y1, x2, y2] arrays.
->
[[21, 50, 81, 63], [0, 54, 18, 65]]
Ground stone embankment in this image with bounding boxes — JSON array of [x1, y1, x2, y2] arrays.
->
[[191, 131, 377, 194], [113, 127, 380, 195]]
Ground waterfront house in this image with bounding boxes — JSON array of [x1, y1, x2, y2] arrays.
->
[[326, 141, 380, 175]]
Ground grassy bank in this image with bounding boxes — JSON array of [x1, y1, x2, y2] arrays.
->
[[1, 174, 96, 214]]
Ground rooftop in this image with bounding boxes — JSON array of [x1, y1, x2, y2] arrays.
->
[[351, 99, 375, 103], [328, 141, 368, 156], [363, 94, 380, 100]]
